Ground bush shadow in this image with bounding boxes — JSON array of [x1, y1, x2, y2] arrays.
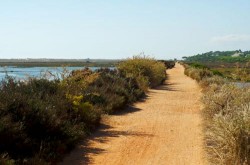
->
[[113, 105, 143, 116], [60, 123, 153, 165], [153, 81, 179, 91]]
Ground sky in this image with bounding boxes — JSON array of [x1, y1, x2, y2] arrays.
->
[[0, 0, 250, 60]]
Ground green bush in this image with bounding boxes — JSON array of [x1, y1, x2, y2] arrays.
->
[[158, 60, 175, 69], [211, 69, 224, 77], [189, 62, 209, 69], [118, 56, 166, 91], [0, 76, 100, 163], [86, 68, 144, 114]]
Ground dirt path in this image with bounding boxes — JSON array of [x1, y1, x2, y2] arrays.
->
[[60, 63, 207, 165]]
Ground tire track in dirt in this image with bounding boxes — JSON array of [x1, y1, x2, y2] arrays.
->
[[60, 63, 207, 165]]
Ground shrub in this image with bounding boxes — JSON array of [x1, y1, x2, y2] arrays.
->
[[0, 154, 14, 165], [211, 69, 224, 77], [199, 76, 227, 92], [189, 62, 209, 69], [184, 63, 250, 165], [118, 56, 166, 91], [206, 103, 250, 164], [84, 68, 144, 114], [0, 76, 100, 163], [203, 86, 250, 164], [202, 84, 241, 120], [184, 67, 213, 82], [0, 57, 167, 163], [158, 60, 175, 69]]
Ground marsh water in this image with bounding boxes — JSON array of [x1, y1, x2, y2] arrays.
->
[[0, 66, 110, 80], [233, 82, 250, 88]]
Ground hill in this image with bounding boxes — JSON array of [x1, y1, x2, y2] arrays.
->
[[183, 50, 250, 63]]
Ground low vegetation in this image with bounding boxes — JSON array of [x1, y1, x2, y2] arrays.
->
[[118, 56, 167, 91], [184, 64, 250, 164], [0, 59, 119, 67], [183, 63, 213, 82], [158, 60, 175, 69], [183, 50, 250, 81], [0, 56, 168, 164], [186, 62, 250, 82]]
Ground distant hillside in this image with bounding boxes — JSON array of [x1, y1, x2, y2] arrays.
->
[[183, 50, 250, 63]]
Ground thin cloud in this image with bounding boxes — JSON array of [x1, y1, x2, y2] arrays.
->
[[211, 34, 250, 43]]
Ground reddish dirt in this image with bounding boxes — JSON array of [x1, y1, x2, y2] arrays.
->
[[60, 63, 207, 165]]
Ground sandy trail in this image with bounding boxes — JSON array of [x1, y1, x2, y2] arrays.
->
[[60, 63, 207, 165]]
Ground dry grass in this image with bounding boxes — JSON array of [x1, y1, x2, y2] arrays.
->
[[203, 85, 250, 165], [184, 64, 250, 165]]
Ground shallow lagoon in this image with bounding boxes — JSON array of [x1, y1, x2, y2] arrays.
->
[[0, 66, 110, 80], [233, 82, 250, 88]]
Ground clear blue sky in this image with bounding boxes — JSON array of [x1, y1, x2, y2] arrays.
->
[[1, 0, 250, 59]]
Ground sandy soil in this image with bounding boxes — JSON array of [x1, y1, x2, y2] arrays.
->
[[60, 63, 207, 165]]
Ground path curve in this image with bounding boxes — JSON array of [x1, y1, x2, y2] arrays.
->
[[60, 63, 207, 165]]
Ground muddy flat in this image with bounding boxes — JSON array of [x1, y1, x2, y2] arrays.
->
[[60, 63, 207, 165]]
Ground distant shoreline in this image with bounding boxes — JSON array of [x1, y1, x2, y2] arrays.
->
[[0, 60, 119, 67]]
